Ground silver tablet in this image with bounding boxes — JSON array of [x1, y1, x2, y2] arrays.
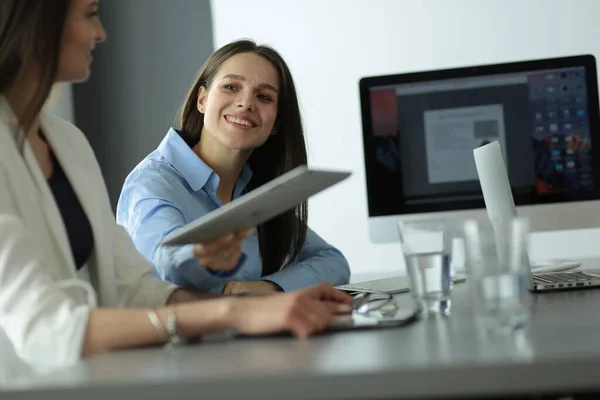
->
[[326, 307, 419, 332], [199, 306, 419, 343], [161, 165, 351, 246]]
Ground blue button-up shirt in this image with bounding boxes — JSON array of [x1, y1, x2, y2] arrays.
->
[[116, 128, 351, 293]]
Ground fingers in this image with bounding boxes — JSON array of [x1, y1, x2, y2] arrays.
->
[[321, 301, 353, 315], [236, 227, 255, 239], [192, 229, 253, 271], [283, 287, 355, 338], [193, 235, 244, 272], [287, 301, 336, 339], [193, 234, 236, 258], [306, 302, 335, 330], [303, 283, 353, 305], [232, 294, 343, 339], [222, 281, 237, 295], [192, 228, 253, 259], [195, 245, 239, 269]]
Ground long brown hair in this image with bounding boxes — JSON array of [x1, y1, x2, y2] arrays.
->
[[177, 39, 308, 276], [0, 0, 70, 143]]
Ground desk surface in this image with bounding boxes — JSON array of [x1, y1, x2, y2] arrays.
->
[[4, 263, 600, 399]]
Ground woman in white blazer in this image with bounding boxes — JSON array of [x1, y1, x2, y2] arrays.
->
[[0, 0, 352, 368]]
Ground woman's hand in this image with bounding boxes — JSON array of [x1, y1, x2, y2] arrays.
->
[[227, 283, 353, 338], [192, 228, 253, 272]]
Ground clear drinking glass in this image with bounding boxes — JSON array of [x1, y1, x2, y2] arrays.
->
[[397, 219, 453, 315], [463, 216, 531, 334]]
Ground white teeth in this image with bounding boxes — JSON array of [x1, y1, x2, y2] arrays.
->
[[226, 116, 254, 127]]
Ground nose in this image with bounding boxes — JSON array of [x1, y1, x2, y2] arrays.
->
[[235, 90, 255, 111], [95, 19, 107, 44]]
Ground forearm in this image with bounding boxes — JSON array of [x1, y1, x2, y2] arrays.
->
[[223, 280, 281, 295], [82, 308, 168, 356], [265, 230, 351, 291], [82, 299, 235, 357], [166, 287, 222, 304], [263, 257, 350, 292]]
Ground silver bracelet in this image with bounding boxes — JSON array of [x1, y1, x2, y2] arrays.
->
[[147, 308, 187, 348], [164, 307, 187, 349], [148, 309, 168, 341]]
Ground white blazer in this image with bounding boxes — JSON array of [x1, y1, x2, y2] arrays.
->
[[0, 96, 177, 368]]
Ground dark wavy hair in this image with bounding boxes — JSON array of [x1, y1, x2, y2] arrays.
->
[[177, 39, 308, 276], [0, 0, 70, 145]]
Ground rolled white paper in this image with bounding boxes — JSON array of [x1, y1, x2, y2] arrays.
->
[[473, 141, 517, 224], [473, 141, 532, 270]]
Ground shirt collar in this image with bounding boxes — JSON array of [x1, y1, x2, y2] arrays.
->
[[157, 128, 253, 196], [234, 161, 253, 199]]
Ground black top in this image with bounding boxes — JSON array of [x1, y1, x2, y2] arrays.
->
[[47, 158, 94, 270]]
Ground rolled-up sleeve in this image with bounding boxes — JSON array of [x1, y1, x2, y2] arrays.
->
[[261, 227, 351, 292]]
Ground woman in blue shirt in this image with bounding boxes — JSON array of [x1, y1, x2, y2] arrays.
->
[[117, 40, 350, 295]]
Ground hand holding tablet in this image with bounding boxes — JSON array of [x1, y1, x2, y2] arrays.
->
[[161, 165, 351, 246]]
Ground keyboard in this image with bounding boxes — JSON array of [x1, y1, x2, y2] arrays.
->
[[533, 271, 599, 284], [337, 275, 467, 294]]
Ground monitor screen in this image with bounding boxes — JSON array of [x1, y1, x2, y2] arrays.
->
[[360, 55, 600, 222]]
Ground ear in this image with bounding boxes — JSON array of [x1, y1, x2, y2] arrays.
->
[[196, 86, 208, 114]]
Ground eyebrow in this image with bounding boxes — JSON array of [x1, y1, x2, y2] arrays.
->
[[222, 74, 279, 94]]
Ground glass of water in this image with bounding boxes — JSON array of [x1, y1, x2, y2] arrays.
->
[[397, 219, 453, 315], [463, 216, 530, 334]]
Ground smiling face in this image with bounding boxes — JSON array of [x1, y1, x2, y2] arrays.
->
[[56, 0, 106, 83], [197, 52, 280, 152]]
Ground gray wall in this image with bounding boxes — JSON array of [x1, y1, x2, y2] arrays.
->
[[73, 0, 214, 209]]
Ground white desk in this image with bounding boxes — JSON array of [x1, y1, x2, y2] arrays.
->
[[4, 264, 600, 399]]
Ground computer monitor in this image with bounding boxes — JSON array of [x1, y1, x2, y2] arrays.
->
[[359, 54, 600, 243]]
